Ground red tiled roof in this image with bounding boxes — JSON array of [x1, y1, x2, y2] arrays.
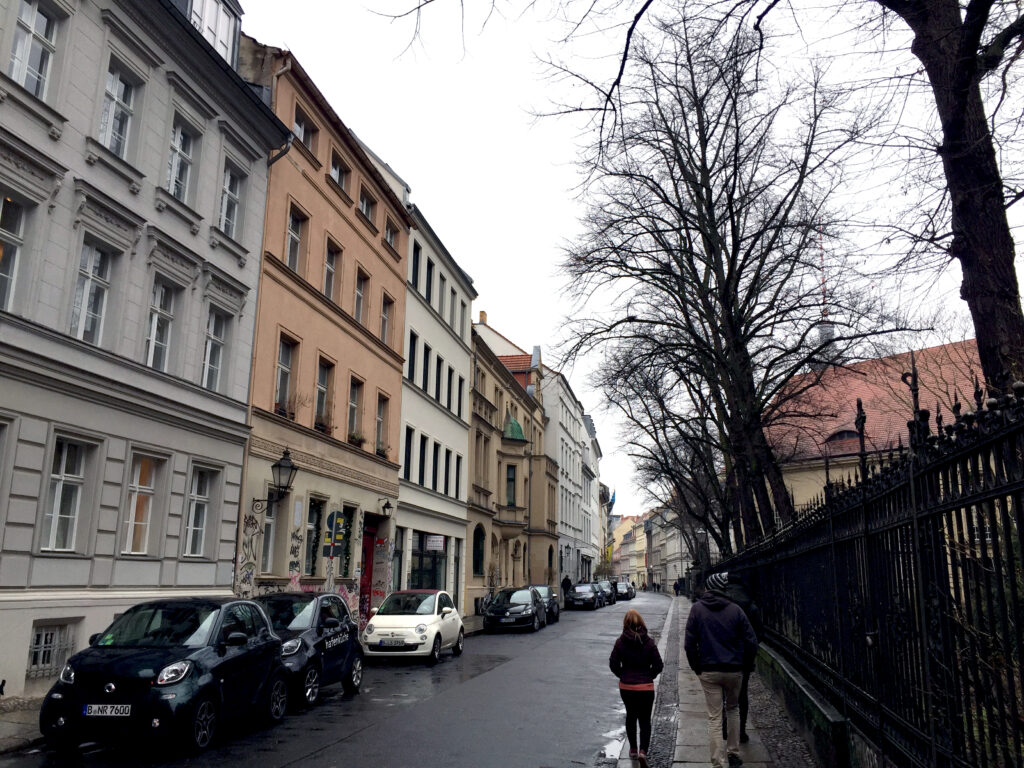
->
[[768, 340, 980, 462], [498, 354, 532, 372]]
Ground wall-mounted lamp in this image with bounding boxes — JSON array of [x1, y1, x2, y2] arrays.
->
[[378, 497, 393, 516], [252, 449, 299, 512]]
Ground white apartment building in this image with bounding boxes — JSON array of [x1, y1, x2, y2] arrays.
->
[[0, 0, 287, 696], [583, 415, 602, 572]]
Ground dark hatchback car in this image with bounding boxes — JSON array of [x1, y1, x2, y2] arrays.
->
[[483, 587, 547, 632], [615, 581, 636, 600], [566, 584, 601, 610], [598, 580, 617, 605], [254, 592, 363, 706], [39, 597, 288, 753], [527, 584, 560, 624]]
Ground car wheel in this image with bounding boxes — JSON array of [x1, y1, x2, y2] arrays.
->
[[428, 634, 442, 665], [187, 696, 218, 752], [264, 673, 289, 724], [452, 629, 465, 656], [301, 663, 321, 706], [342, 651, 363, 694], [553, 606, 560, 622], [530, 614, 540, 632], [44, 731, 80, 756]]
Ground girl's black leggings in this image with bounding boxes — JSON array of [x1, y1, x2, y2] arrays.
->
[[620, 688, 656, 751]]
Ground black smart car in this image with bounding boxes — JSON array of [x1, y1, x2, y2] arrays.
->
[[598, 579, 617, 605], [39, 597, 288, 753], [254, 592, 363, 706], [527, 584, 560, 623], [482, 587, 547, 632], [566, 584, 600, 609]]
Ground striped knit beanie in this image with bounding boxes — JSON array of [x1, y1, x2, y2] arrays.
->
[[706, 572, 729, 592]]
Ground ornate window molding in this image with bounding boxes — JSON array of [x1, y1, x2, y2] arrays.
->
[[0, 125, 66, 206], [146, 226, 201, 288], [71, 178, 145, 254]]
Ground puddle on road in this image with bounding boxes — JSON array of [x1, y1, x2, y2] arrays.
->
[[601, 725, 626, 758]]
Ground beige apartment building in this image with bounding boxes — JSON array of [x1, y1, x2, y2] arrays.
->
[[236, 37, 411, 625]]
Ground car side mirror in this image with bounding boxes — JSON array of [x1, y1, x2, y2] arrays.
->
[[369, 607, 378, 617], [441, 607, 453, 616], [320, 617, 341, 632], [89, 633, 101, 646], [225, 631, 248, 647]]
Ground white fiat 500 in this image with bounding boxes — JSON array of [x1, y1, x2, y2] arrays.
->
[[361, 589, 464, 664]]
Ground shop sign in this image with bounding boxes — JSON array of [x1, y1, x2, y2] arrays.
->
[[424, 534, 445, 552]]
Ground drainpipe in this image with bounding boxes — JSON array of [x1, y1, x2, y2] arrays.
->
[[267, 56, 294, 167]]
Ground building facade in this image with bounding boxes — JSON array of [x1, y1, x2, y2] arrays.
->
[[236, 37, 410, 626], [0, 0, 287, 696]]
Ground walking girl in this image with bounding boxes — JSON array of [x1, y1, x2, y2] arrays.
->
[[609, 609, 664, 767]]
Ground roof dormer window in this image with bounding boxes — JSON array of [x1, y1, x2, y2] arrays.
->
[[189, 0, 240, 66]]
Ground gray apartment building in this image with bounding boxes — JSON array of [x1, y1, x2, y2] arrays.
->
[[0, 0, 287, 696]]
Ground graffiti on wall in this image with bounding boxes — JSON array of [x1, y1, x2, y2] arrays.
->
[[237, 512, 262, 597], [371, 537, 392, 607]]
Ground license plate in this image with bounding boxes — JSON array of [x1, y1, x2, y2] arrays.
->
[[500, 617, 515, 623], [83, 704, 131, 717], [379, 638, 405, 646]]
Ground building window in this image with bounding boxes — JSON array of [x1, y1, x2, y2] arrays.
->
[[444, 449, 452, 496], [330, 152, 349, 190], [457, 377, 465, 418], [425, 259, 434, 304], [380, 295, 393, 345], [472, 525, 485, 575], [455, 455, 462, 499], [189, 0, 239, 64], [167, 120, 195, 202], [27, 623, 73, 680], [124, 455, 157, 555], [449, 288, 457, 327], [315, 358, 334, 432], [305, 499, 323, 576], [392, 527, 404, 592], [293, 106, 316, 152], [411, 241, 421, 289], [376, 395, 388, 454], [506, 465, 516, 506], [407, 330, 417, 382], [43, 439, 84, 552], [434, 357, 443, 402], [347, 378, 363, 439], [184, 468, 212, 557], [385, 219, 397, 248], [145, 279, 175, 372], [9, 0, 56, 99], [286, 207, 305, 272], [421, 345, 431, 392], [260, 497, 274, 573], [354, 270, 368, 324], [218, 164, 242, 238], [409, 531, 446, 590], [68, 242, 112, 345], [275, 336, 296, 417], [460, 301, 467, 338], [202, 307, 228, 391], [438, 274, 446, 317], [323, 241, 339, 301], [358, 188, 376, 223], [432, 442, 440, 491], [446, 367, 454, 411], [99, 63, 134, 159], [0, 194, 24, 311], [403, 426, 414, 481], [418, 435, 428, 486]]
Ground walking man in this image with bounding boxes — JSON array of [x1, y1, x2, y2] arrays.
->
[[561, 574, 572, 605], [684, 572, 758, 768]]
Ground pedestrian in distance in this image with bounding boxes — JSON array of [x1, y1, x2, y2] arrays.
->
[[561, 574, 572, 604], [609, 609, 664, 768], [684, 572, 758, 768]]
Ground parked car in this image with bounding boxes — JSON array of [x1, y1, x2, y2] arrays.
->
[[483, 587, 547, 632], [615, 581, 636, 600], [528, 584, 560, 624], [598, 580, 617, 605], [361, 589, 464, 663], [39, 597, 288, 753], [566, 584, 601, 610], [582, 582, 608, 608], [253, 592, 363, 706]]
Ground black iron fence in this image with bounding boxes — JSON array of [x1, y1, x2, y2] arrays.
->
[[722, 360, 1023, 768]]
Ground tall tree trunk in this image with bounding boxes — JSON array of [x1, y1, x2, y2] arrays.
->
[[885, 0, 1024, 391]]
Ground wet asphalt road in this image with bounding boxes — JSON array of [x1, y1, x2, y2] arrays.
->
[[2, 593, 672, 768]]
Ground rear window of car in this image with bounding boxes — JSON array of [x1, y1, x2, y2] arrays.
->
[[573, 586, 593, 594]]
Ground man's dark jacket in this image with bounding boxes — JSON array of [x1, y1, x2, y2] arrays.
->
[[684, 591, 758, 674], [609, 626, 664, 686]]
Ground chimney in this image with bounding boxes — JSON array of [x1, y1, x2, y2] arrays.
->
[[479, 310, 487, 325]]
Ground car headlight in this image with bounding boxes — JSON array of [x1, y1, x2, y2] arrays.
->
[[522, 606, 534, 614], [59, 664, 75, 684], [281, 638, 302, 656], [156, 660, 192, 686], [415, 624, 427, 635], [365, 623, 374, 635]]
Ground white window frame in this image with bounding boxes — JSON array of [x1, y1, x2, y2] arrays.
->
[[218, 164, 242, 239], [449, 288, 457, 327], [167, 121, 194, 202], [42, 438, 84, 552], [189, 0, 239, 64], [99, 63, 134, 159], [275, 336, 295, 413], [324, 242, 339, 300], [354, 270, 367, 324], [376, 395, 387, 452], [8, 0, 56, 100], [358, 189, 375, 222], [286, 208, 304, 271], [315, 358, 332, 427], [201, 307, 227, 391], [384, 220, 397, 248], [27, 622, 73, 680], [123, 454, 157, 555], [330, 153, 348, 190], [261, 499, 274, 573], [0, 194, 25, 311], [348, 378, 362, 438], [438, 274, 446, 318], [380, 295, 392, 345], [145, 278, 175, 371], [184, 467, 212, 557], [69, 242, 112, 345]]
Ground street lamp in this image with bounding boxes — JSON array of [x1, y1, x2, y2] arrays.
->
[[252, 448, 299, 512], [377, 498, 393, 516]]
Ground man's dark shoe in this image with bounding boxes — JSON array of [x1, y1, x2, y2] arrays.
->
[[728, 754, 743, 767]]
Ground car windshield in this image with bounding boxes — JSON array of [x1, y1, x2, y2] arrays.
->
[[95, 603, 220, 648], [617, 583, 628, 591], [599, 581, 611, 589], [256, 594, 316, 632], [533, 586, 551, 598], [573, 586, 593, 594], [376, 593, 436, 615], [491, 589, 532, 606]]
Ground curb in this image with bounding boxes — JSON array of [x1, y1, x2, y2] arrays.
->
[[0, 733, 44, 756]]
